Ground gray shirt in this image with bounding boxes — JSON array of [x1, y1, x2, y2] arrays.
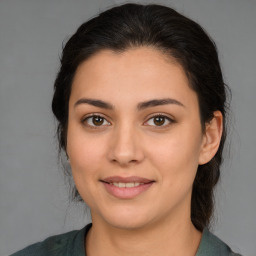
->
[[10, 223, 241, 256]]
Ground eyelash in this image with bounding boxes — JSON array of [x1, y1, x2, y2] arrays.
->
[[81, 114, 111, 129], [144, 114, 174, 127], [81, 113, 174, 129]]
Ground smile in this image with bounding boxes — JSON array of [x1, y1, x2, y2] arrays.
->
[[110, 182, 144, 188], [100, 176, 155, 199]]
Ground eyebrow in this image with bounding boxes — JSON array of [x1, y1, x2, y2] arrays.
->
[[137, 98, 185, 110], [74, 98, 114, 109], [74, 97, 185, 110]]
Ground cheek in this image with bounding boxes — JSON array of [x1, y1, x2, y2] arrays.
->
[[66, 130, 108, 206], [146, 126, 203, 183], [66, 125, 107, 179]]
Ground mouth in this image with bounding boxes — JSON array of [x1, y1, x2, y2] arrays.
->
[[100, 176, 155, 199], [104, 182, 148, 188]]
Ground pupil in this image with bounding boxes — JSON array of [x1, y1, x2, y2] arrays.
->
[[154, 116, 165, 126], [93, 116, 103, 126]]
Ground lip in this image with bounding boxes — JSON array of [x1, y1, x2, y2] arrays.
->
[[100, 176, 155, 199], [101, 176, 154, 184]]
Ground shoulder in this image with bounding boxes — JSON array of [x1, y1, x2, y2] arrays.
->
[[9, 224, 90, 256], [196, 228, 242, 256]]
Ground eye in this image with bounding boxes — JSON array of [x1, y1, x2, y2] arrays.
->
[[82, 115, 111, 128], [144, 114, 174, 127]]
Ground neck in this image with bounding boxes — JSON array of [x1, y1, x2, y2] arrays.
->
[[86, 210, 202, 256]]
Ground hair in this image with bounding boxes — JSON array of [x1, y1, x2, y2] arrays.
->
[[52, 3, 229, 231]]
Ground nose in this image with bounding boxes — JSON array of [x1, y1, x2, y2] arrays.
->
[[107, 124, 145, 166]]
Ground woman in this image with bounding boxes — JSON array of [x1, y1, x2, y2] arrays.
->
[[11, 3, 241, 256]]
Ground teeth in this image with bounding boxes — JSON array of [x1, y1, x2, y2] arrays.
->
[[126, 183, 135, 188], [119, 182, 126, 188], [111, 182, 143, 188]]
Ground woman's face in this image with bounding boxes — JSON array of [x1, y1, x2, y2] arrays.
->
[[67, 47, 208, 229]]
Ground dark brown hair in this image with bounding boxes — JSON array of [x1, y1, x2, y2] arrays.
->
[[52, 3, 229, 231]]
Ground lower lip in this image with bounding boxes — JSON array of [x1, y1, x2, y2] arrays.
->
[[102, 182, 154, 199]]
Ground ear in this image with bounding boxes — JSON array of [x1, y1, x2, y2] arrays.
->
[[198, 111, 223, 165]]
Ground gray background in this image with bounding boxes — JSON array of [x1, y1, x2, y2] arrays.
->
[[0, 0, 255, 255]]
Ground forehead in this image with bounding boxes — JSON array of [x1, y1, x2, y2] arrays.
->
[[75, 46, 180, 78], [70, 47, 197, 107]]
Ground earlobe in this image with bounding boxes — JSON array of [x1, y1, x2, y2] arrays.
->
[[198, 111, 223, 165]]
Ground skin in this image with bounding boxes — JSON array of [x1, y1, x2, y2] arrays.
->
[[67, 47, 223, 256]]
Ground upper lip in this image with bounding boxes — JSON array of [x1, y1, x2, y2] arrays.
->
[[101, 176, 154, 184]]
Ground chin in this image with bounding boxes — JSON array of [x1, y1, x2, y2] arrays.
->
[[98, 206, 158, 231]]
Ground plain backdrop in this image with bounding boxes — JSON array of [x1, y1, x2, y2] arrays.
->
[[0, 0, 255, 255]]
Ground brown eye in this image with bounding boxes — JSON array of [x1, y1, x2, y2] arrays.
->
[[92, 116, 104, 126], [83, 115, 110, 127], [153, 116, 165, 126], [145, 114, 173, 127]]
